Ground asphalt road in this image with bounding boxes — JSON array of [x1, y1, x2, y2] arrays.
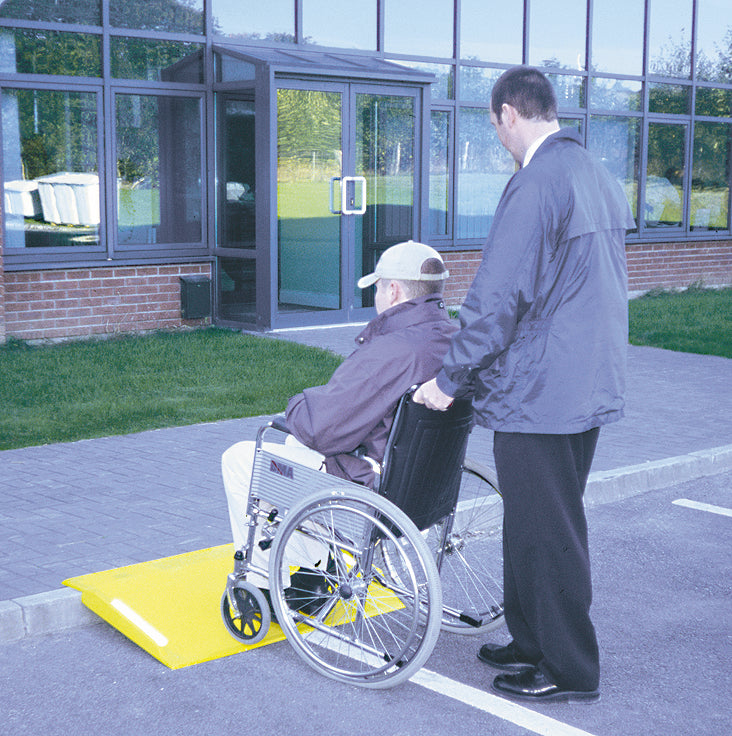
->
[[3, 472, 731, 736]]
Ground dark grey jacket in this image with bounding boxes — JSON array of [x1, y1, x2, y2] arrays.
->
[[286, 294, 458, 485], [436, 128, 635, 434]]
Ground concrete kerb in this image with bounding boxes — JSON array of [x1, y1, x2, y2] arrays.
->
[[2, 443, 731, 645]]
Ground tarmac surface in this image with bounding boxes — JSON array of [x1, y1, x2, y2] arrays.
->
[[1, 324, 731, 642]]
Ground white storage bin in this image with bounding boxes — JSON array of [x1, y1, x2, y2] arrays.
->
[[4, 180, 42, 217], [35, 172, 100, 226]]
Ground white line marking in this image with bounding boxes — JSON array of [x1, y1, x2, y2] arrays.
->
[[111, 599, 169, 647], [673, 499, 732, 518], [412, 669, 599, 736]]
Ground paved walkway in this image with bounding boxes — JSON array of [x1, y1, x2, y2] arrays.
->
[[1, 325, 731, 641]]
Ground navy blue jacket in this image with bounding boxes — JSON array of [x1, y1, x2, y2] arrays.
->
[[437, 128, 635, 434]]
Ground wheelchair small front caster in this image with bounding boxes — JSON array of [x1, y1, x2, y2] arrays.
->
[[221, 580, 272, 645]]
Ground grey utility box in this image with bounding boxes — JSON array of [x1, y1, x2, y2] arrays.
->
[[180, 275, 211, 319]]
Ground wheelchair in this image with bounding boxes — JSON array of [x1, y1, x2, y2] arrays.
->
[[221, 389, 504, 689]]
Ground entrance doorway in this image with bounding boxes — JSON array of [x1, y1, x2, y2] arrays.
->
[[276, 82, 420, 324], [212, 47, 432, 330]]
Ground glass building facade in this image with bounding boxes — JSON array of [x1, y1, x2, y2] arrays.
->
[[0, 0, 730, 333]]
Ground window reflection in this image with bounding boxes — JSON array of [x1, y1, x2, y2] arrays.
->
[[116, 94, 202, 245], [429, 110, 450, 236], [384, 0, 453, 58], [456, 107, 514, 240], [0, 0, 101, 25], [460, 0, 522, 64], [2, 88, 99, 249], [0, 28, 101, 76], [529, 0, 586, 70], [303, 1, 376, 50], [645, 123, 686, 228], [696, 87, 732, 117], [111, 38, 203, 82], [648, 0, 692, 77], [590, 78, 642, 111], [649, 83, 690, 114], [460, 65, 503, 104], [589, 116, 640, 225], [591, 0, 644, 75], [109, 0, 204, 34], [220, 98, 256, 249], [211, 0, 294, 43], [691, 123, 731, 230], [695, 0, 732, 82]]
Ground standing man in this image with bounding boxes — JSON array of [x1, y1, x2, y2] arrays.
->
[[415, 66, 634, 703]]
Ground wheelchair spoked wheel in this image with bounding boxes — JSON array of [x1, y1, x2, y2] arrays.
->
[[221, 579, 272, 645], [426, 457, 505, 634], [269, 487, 442, 689]]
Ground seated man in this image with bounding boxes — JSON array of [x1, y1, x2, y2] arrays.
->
[[221, 240, 457, 592]]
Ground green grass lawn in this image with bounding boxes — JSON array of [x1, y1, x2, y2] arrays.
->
[[0, 329, 342, 451], [628, 286, 732, 358], [1, 287, 729, 451]]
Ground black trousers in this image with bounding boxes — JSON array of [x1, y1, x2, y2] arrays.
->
[[493, 429, 600, 691]]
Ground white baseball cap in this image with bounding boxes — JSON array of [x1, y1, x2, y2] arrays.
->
[[357, 240, 449, 289]]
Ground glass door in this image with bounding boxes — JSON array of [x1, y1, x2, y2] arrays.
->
[[276, 82, 420, 324]]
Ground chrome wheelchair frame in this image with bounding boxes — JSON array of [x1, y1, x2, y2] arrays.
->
[[221, 391, 504, 689]]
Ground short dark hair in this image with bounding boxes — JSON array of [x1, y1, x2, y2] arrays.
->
[[491, 66, 557, 124], [400, 257, 447, 298]]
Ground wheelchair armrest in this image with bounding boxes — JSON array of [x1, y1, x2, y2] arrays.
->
[[270, 413, 290, 434]]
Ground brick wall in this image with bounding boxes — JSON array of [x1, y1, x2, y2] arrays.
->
[[443, 239, 732, 303], [626, 239, 732, 293], [3, 263, 212, 341], [442, 250, 483, 306]]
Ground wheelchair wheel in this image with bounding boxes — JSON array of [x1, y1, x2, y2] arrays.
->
[[426, 457, 505, 634], [269, 486, 442, 689], [221, 579, 271, 645]]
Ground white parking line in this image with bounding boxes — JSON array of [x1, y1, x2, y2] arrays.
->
[[672, 499, 732, 518], [413, 669, 599, 736]]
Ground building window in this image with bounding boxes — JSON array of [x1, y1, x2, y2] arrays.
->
[[429, 109, 451, 237], [110, 37, 204, 83], [645, 122, 687, 228], [0, 0, 101, 25], [529, 0, 587, 70], [302, 0, 376, 50], [211, 0, 295, 43], [0, 28, 102, 77], [109, 0, 204, 35], [648, 0, 693, 77], [115, 93, 203, 247], [384, 0, 454, 58], [2, 87, 100, 249], [456, 107, 513, 240], [691, 122, 731, 231], [591, 0, 645, 76], [460, 0, 523, 64], [589, 116, 641, 225]]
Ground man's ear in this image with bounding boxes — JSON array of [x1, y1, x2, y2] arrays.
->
[[502, 103, 518, 127], [389, 280, 406, 306]]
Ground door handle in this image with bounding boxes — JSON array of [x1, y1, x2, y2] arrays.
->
[[341, 176, 367, 215]]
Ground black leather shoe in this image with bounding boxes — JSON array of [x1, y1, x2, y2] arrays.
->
[[477, 641, 537, 671], [284, 567, 333, 616], [492, 667, 600, 703]]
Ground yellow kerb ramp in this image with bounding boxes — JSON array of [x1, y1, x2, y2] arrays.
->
[[63, 545, 286, 669], [63, 545, 404, 670]]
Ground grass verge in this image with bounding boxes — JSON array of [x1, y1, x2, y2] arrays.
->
[[0, 328, 342, 451], [628, 286, 732, 359]]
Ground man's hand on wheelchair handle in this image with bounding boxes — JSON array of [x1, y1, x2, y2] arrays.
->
[[413, 378, 454, 411]]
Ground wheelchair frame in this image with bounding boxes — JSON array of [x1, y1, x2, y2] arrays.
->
[[221, 395, 504, 689]]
